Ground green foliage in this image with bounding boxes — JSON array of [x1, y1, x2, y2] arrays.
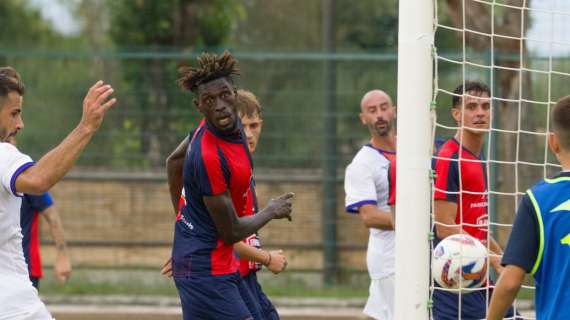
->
[[0, 0, 59, 51], [229, 0, 401, 168], [336, 0, 398, 50], [106, 0, 244, 166]]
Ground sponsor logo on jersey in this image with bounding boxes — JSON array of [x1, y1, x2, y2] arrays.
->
[[476, 214, 488, 232]]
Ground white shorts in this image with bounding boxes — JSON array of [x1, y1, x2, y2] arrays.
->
[[0, 274, 52, 320], [363, 274, 395, 320]]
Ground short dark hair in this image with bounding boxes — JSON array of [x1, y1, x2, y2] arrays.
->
[[236, 89, 262, 119], [451, 80, 490, 108], [177, 51, 239, 93], [552, 95, 570, 151], [0, 67, 25, 98]]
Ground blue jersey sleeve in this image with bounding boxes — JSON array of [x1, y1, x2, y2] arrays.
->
[[28, 192, 54, 213], [501, 194, 539, 272], [433, 155, 460, 203]]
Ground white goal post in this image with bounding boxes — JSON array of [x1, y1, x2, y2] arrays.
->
[[394, 0, 434, 319]]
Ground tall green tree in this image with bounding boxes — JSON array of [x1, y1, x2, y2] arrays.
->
[[106, 0, 244, 166]]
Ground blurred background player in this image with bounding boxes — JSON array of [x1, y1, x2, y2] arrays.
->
[[432, 81, 518, 319], [233, 89, 285, 320], [162, 88, 287, 319], [8, 136, 71, 290], [487, 96, 570, 320], [344, 89, 396, 320], [0, 67, 116, 319], [167, 51, 294, 320]]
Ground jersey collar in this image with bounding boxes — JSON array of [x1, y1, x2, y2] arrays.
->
[[204, 118, 244, 144], [365, 143, 396, 155], [451, 138, 485, 159]]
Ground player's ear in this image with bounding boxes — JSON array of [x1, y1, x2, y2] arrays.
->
[[359, 112, 366, 125], [548, 132, 560, 156], [193, 99, 201, 112], [451, 107, 461, 125]]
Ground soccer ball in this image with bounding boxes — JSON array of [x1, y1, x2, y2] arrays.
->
[[432, 234, 488, 290]]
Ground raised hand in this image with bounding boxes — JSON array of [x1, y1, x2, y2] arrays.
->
[[80, 81, 117, 133]]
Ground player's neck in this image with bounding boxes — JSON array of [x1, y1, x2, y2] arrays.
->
[[454, 130, 484, 156], [370, 132, 396, 152], [558, 152, 570, 171]]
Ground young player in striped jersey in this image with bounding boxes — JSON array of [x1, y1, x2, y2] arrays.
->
[[163, 89, 286, 319], [432, 81, 518, 319], [166, 51, 294, 320], [488, 96, 570, 320], [344, 90, 396, 320]]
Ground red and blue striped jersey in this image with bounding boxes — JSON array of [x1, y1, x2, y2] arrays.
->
[[172, 120, 256, 277], [433, 138, 488, 242]]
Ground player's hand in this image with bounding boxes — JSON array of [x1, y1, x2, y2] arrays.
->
[[161, 257, 173, 278], [54, 252, 72, 285], [268, 192, 294, 221], [266, 250, 288, 274], [489, 254, 504, 276], [79, 81, 117, 133]]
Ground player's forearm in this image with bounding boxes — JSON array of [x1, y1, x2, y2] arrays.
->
[[206, 192, 292, 244], [234, 241, 268, 264], [487, 266, 524, 320], [167, 160, 184, 213], [359, 205, 394, 230], [362, 212, 393, 230], [230, 210, 276, 243], [166, 137, 188, 213], [16, 125, 95, 195], [487, 290, 517, 320], [43, 207, 68, 253], [488, 236, 504, 255], [434, 200, 463, 238], [206, 194, 276, 244]]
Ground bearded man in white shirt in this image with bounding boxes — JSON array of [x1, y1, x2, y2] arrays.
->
[[0, 66, 116, 319], [344, 90, 397, 320]]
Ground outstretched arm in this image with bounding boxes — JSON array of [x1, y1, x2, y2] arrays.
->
[[166, 137, 189, 213], [16, 81, 116, 195], [42, 206, 71, 284], [205, 192, 294, 244]]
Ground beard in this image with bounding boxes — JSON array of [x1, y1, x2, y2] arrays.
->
[[370, 121, 393, 137], [0, 127, 7, 142]]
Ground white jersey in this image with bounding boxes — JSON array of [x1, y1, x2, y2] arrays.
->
[[344, 145, 395, 280], [0, 142, 52, 320]]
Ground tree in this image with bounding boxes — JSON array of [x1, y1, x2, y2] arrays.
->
[[106, 0, 244, 166], [0, 0, 59, 58]]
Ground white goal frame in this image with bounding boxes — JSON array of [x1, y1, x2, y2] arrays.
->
[[394, 0, 434, 319]]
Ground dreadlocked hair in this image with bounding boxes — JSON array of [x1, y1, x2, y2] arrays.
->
[[177, 50, 240, 92]]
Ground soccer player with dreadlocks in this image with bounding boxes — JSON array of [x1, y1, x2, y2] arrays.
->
[[168, 51, 295, 320]]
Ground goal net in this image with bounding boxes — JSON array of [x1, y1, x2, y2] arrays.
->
[[396, 0, 570, 319]]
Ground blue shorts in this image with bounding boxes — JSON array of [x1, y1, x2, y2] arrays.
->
[[240, 272, 279, 320], [432, 286, 521, 320], [174, 272, 253, 320]]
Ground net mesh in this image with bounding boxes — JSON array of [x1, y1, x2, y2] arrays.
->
[[430, 0, 570, 318]]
